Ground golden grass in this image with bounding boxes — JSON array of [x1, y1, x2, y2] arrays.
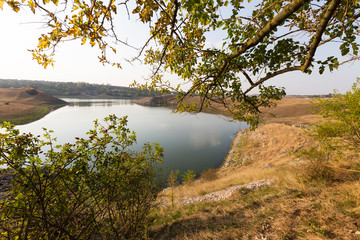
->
[[150, 113, 360, 239], [152, 161, 360, 239], [169, 96, 321, 126], [157, 123, 316, 205], [158, 167, 278, 204]]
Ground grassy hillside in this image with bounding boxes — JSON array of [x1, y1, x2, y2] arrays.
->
[[0, 87, 67, 125], [149, 98, 360, 239]]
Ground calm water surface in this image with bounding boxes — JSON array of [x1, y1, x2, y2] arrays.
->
[[17, 99, 248, 177]]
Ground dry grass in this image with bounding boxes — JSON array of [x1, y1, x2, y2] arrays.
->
[[150, 100, 360, 239], [151, 164, 360, 239], [0, 87, 67, 124], [166, 96, 321, 126], [259, 97, 321, 126]]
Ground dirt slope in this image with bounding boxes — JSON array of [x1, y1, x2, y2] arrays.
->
[[136, 95, 321, 125], [0, 87, 67, 124], [230, 123, 316, 168]]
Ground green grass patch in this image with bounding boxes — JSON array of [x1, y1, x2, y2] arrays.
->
[[1, 105, 52, 125]]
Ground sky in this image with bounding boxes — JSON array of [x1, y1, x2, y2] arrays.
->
[[0, 5, 359, 95]]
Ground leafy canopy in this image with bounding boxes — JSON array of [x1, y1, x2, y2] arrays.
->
[[0, 115, 163, 239], [1, 0, 360, 126]]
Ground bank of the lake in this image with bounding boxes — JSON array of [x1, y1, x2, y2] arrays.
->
[[2, 95, 360, 239], [149, 98, 360, 239], [0, 87, 68, 125]]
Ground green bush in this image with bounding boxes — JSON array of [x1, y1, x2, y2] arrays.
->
[[182, 170, 196, 185], [302, 78, 360, 181], [0, 115, 163, 239], [310, 78, 360, 152]]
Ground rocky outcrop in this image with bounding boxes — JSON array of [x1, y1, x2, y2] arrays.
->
[[180, 179, 276, 205], [222, 129, 247, 168], [157, 179, 276, 207]]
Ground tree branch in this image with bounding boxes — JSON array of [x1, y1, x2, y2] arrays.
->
[[212, 0, 309, 86], [301, 0, 342, 71], [244, 66, 302, 95], [350, 11, 360, 21], [233, 0, 310, 59], [239, 68, 254, 86]]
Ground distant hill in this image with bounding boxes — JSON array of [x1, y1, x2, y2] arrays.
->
[[0, 87, 67, 125], [0, 79, 161, 99], [135, 94, 177, 106]]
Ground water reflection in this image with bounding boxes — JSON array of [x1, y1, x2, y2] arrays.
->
[[62, 98, 134, 107], [16, 99, 247, 177], [188, 128, 222, 149]]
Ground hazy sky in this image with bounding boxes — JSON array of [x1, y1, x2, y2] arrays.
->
[[0, 6, 359, 95]]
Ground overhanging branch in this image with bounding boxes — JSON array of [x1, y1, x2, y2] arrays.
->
[[233, 0, 310, 59], [244, 66, 302, 95], [213, 0, 309, 84], [301, 0, 342, 72]]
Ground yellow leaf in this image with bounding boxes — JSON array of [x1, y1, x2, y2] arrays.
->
[[81, 37, 86, 45], [0, 0, 4, 10]]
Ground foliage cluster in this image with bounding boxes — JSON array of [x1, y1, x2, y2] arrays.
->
[[298, 147, 336, 181], [310, 78, 360, 152], [301, 79, 360, 181], [1, 0, 359, 127], [167, 170, 179, 207], [0, 115, 163, 239], [181, 169, 196, 185]]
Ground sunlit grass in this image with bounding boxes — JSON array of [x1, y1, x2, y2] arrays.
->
[[150, 121, 360, 239]]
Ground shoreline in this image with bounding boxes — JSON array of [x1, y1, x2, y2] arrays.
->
[[222, 128, 248, 169], [0, 87, 68, 125], [0, 103, 68, 126]]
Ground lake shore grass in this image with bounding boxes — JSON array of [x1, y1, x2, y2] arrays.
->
[[149, 98, 360, 239]]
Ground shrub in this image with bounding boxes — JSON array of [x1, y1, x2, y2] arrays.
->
[[167, 170, 179, 206], [309, 78, 360, 152], [0, 115, 163, 239], [181, 170, 196, 185], [298, 147, 335, 182], [303, 79, 360, 182]]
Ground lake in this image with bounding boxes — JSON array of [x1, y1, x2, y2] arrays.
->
[[16, 98, 247, 178]]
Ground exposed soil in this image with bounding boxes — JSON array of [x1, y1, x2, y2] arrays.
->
[[134, 94, 177, 106], [0, 87, 67, 124]]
